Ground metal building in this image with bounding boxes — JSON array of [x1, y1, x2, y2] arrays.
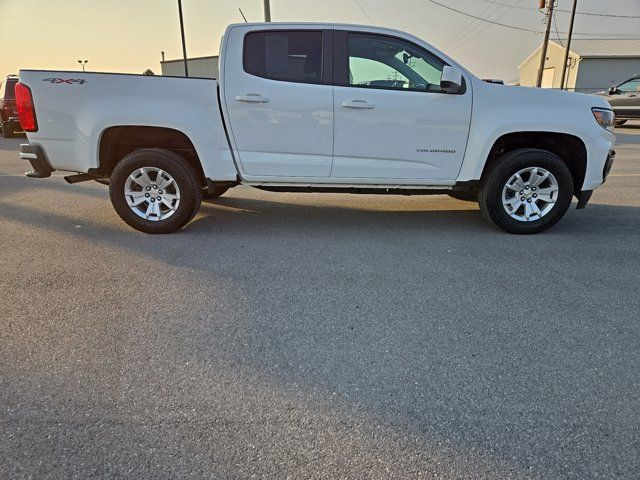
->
[[519, 39, 640, 92], [160, 56, 219, 79]]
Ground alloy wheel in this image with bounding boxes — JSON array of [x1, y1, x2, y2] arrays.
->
[[124, 167, 181, 221], [501, 167, 559, 222]]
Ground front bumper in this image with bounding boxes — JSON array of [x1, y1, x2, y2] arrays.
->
[[582, 128, 616, 191], [602, 150, 615, 183], [20, 144, 54, 178], [576, 150, 615, 210]]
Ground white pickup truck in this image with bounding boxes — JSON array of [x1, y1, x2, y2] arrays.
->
[[16, 22, 616, 234]]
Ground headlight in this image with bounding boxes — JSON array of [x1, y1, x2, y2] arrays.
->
[[592, 108, 615, 132]]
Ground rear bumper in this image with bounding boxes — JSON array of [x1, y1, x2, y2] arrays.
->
[[20, 144, 54, 178]]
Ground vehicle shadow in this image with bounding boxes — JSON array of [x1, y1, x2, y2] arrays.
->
[[2, 183, 640, 478], [0, 135, 26, 151]]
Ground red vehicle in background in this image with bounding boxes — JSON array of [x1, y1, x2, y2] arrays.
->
[[1, 75, 23, 138]]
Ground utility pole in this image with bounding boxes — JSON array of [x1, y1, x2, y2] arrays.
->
[[77, 60, 88, 72], [177, 0, 189, 77], [560, 0, 578, 90], [263, 0, 271, 22], [536, 0, 555, 88]]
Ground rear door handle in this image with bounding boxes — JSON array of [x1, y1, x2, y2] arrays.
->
[[236, 94, 269, 103], [342, 100, 375, 109]]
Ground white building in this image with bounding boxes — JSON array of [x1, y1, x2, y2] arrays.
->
[[160, 56, 219, 79], [519, 39, 640, 92]]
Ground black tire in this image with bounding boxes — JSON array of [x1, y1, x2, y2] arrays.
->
[[447, 191, 477, 202], [202, 184, 230, 200], [109, 148, 202, 234], [478, 148, 573, 234], [2, 123, 14, 138], [615, 119, 628, 127]]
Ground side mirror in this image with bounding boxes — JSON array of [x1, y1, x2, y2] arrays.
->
[[608, 86, 617, 95], [441, 66, 463, 94]]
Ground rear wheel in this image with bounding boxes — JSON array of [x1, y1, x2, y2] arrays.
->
[[109, 148, 202, 234], [478, 148, 573, 234]]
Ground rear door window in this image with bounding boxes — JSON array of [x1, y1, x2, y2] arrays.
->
[[244, 30, 324, 84]]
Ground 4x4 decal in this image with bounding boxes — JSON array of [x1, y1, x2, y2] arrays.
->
[[42, 78, 87, 85]]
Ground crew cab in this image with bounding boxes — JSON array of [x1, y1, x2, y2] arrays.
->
[[16, 23, 616, 234]]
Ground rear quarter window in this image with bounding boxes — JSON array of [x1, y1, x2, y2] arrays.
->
[[243, 30, 323, 84]]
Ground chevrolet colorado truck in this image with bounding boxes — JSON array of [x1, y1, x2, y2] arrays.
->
[[16, 23, 616, 234]]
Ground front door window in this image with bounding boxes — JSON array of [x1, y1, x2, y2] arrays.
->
[[347, 33, 445, 93]]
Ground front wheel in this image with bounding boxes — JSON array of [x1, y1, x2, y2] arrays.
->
[[478, 149, 574, 234], [109, 148, 202, 234]]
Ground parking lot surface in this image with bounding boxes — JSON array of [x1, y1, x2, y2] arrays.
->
[[1, 125, 639, 479]]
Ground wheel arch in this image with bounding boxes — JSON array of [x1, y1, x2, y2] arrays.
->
[[480, 131, 587, 195], [96, 125, 206, 186]]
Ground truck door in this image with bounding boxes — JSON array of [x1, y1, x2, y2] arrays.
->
[[222, 27, 334, 178], [331, 31, 472, 181]]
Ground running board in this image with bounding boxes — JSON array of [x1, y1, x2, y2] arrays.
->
[[64, 173, 97, 184], [254, 185, 453, 195]]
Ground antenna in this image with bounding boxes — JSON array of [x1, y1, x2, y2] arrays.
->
[[239, 8, 248, 23]]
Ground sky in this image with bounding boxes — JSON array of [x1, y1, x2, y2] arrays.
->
[[1, 0, 639, 82]]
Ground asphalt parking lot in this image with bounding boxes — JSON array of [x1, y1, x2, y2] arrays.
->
[[1, 125, 639, 479]]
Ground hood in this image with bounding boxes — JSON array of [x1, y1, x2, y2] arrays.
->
[[473, 79, 612, 111]]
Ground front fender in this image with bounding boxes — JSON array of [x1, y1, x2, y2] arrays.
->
[[457, 80, 613, 187]]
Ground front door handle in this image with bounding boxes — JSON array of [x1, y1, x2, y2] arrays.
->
[[236, 94, 270, 103], [342, 100, 375, 109], [627, 94, 637, 98]]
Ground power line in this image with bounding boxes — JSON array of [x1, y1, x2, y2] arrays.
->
[[552, 7, 563, 46], [448, 0, 505, 51], [425, 0, 640, 37], [425, 0, 542, 33], [449, 0, 521, 52], [481, 0, 640, 19], [354, 0, 374, 23], [449, 2, 496, 48]]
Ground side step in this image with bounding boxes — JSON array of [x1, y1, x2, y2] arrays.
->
[[64, 173, 96, 184]]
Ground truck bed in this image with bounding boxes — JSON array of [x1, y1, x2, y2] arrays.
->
[[19, 70, 236, 180]]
